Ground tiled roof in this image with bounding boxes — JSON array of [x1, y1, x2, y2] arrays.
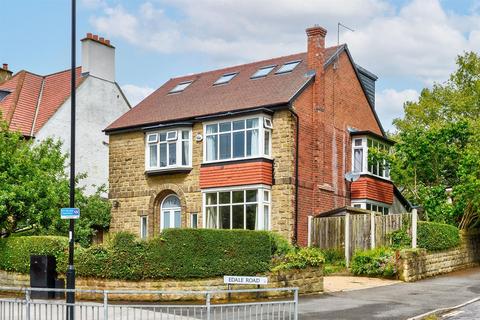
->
[[105, 46, 341, 132], [0, 67, 83, 137]]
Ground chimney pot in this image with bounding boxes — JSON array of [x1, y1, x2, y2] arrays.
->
[[105, 39, 110, 45], [87, 32, 93, 39], [99, 37, 105, 42], [93, 34, 99, 40], [2, 63, 7, 70]]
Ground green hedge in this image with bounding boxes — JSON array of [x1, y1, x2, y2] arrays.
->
[[417, 221, 460, 251], [0, 236, 68, 274], [350, 248, 396, 278], [0, 230, 274, 280], [272, 247, 324, 271]]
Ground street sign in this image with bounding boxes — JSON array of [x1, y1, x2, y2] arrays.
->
[[224, 276, 268, 285], [61, 208, 80, 220]]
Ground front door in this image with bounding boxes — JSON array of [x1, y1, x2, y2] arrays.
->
[[160, 194, 182, 230]]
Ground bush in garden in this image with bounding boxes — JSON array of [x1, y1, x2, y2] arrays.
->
[[350, 247, 396, 278], [417, 221, 460, 251]]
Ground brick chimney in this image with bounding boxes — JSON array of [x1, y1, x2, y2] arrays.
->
[[0, 63, 13, 82], [306, 25, 327, 109], [306, 25, 335, 213], [81, 33, 115, 82]]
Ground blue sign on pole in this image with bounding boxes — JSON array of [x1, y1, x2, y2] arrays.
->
[[61, 208, 80, 219]]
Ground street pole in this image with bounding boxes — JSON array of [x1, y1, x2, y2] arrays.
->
[[66, 0, 76, 319]]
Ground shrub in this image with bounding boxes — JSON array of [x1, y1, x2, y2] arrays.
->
[[0, 236, 69, 274], [389, 228, 412, 249], [272, 247, 324, 271], [268, 232, 294, 257], [76, 229, 273, 280], [320, 249, 344, 265], [417, 221, 460, 251], [350, 248, 396, 278]]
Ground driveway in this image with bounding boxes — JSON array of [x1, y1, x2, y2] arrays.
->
[[299, 267, 480, 319]]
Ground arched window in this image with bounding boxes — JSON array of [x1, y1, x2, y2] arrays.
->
[[160, 194, 181, 230]]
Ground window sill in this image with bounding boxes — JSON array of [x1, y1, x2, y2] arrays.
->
[[356, 173, 392, 183], [145, 167, 192, 176]]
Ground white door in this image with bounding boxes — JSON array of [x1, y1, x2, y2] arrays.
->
[[160, 195, 182, 230]]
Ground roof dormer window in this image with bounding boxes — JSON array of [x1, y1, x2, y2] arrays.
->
[[169, 80, 193, 93], [214, 72, 238, 85], [275, 60, 301, 74], [251, 65, 276, 79], [0, 90, 10, 102]]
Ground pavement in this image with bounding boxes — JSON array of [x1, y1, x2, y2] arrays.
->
[[441, 300, 480, 319], [298, 267, 480, 319], [324, 275, 400, 293]]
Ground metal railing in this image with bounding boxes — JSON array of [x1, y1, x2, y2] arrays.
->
[[0, 286, 298, 320]]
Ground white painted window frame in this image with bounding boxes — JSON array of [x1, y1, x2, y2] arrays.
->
[[351, 199, 391, 215], [351, 135, 390, 180], [160, 195, 182, 231], [202, 114, 272, 164], [145, 128, 192, 172], [201, 184, 271, 231], [140, 216, 148, 239]]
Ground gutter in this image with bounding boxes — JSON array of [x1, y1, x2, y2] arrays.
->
[[288, 106, 300, 245]]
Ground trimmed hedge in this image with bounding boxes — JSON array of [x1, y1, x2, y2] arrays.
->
[[350, 248, 396, 278], [0, 236, 68, 274], [417, 221, 460, 251], [0, 229, 273, 280]]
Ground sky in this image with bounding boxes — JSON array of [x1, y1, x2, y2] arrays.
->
[[1, 0, 479, 131]]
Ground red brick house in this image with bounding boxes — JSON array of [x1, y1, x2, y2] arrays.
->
[[105, 25, 409, 245]]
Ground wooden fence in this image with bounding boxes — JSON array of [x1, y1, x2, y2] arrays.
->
[[308, 210, 417, 266]]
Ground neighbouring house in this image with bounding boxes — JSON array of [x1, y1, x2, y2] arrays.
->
[[0, 34, 131, 195], [105, 25, 409, 245]]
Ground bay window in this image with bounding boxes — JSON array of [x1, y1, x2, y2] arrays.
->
[[146, 128, 192, 171], [352, 136, 390, 179], [352, 200, 390, 215], [204, 115, 272, 162], [203, 186, 270, 230]]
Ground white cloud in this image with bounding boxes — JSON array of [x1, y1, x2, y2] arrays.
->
[[121, 84, 154, 107], [88, 0, 480, 83], [89, 0, 480, 121], [376, 88, 419, 132]]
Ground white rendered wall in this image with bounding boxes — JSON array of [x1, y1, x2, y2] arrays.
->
[[35, 76, 130, 196]]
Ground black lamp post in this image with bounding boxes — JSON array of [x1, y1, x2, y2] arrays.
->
[[66, 0, 76, 319]]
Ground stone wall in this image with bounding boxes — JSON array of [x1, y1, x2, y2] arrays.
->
[[0, 267, 323, 301], [398, 231, 480, 282]]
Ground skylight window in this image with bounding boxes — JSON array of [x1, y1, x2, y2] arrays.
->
[[275, 60, 301, 74], [169, 80, 193, 93], [251, 65, 276, 79], [214, 72, 238, 85]]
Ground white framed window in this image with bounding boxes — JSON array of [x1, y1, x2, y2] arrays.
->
[[351, 136, 390, 179], [203, 115, 272, 163], [351, 200, 390, 215], [145, 128, 192, 171], [202, 185, 270, 231], [190, 213, 198, 228], [161, 195, 182, 230], [140, 216, 148, 239]]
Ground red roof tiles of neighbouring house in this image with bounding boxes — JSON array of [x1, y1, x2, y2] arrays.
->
[[105, 46, 343, 133], [0, 67, 84, 137]]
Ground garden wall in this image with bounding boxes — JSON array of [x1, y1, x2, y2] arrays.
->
[[0, 267, 323, 301], [398, 230, 480, 282]]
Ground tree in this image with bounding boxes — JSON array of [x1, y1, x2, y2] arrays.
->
[[388, 52, 480, 228], [0, 118, 110, 245]]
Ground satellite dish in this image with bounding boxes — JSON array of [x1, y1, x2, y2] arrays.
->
[[344, 171, 361, 182]]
